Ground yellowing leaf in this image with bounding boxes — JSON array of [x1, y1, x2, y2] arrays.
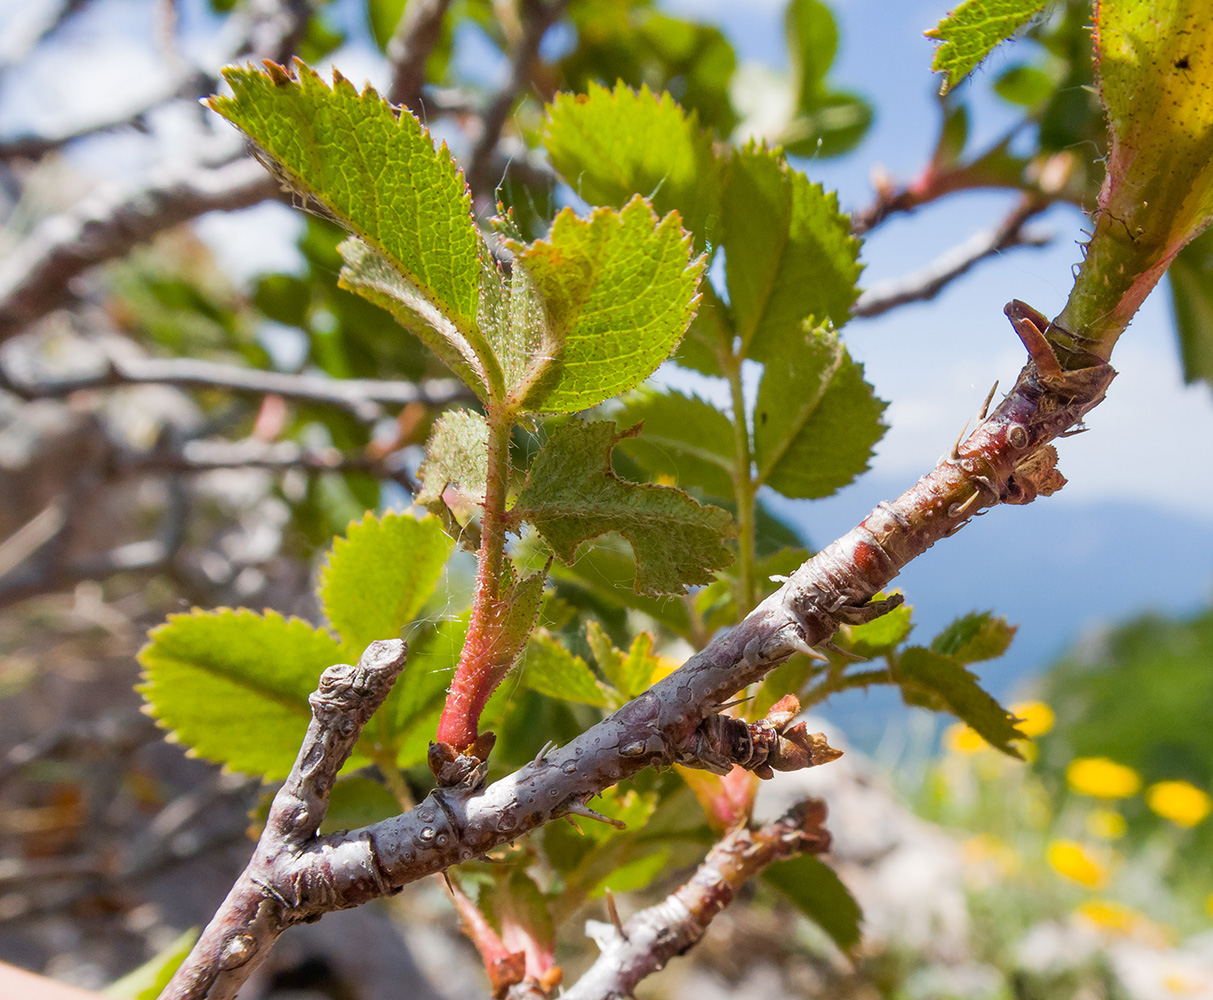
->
[[513, 421, 735, 596]]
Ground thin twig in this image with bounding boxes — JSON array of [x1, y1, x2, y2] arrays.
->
[[0, 158, 282, 343], [564, 799, 831, 1000], [853, 199, 1051, 318], [386, 0, 456, 111], [0, 355, 472, 423]]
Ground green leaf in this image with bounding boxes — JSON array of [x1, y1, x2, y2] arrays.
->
[[586, 621, 658, 700], [513, 421, 735, 596], [138, 609, 346, 780], [926, 0, 1049, 94], [753, 323, 887, 499], [931, 611, 1017, 664], [543, 82, 720, 245], [367, 0, 406, 50], [384, 615, 468, 756], [993, 63, 1055, 106], [722, 145, 862, 363], [786, 0, 838, 97], [589, 847, 670, 897], [319, 512, 454, 660], [508, 197, 703, 413], [845, 593, 913, 656], [415, 408, 490, 507], [1169, 220, 1213, 387], [522, 630, 613, 707], [782, 92, 873, 160], [207, 64, 500, 396], [764, 855, 862, 952], [615, 388, 736, 497], [104, 929, 198, 999], [897, 646, 1025, 755], [320, 776, 401, 834]]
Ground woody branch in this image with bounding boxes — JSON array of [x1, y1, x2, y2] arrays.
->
[[163, 301, 1116, 1000]]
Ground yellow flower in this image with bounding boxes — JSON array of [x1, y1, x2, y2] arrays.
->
[[1066, 757, 1142, 799], [945, 723, 986, 754], [1205, 891, 1213, 919], [1011, 700, 1055, 738], [1076, 899, 1142, 934], [1087, 808, 1128, 840], [1047, 839, 1109, 888], [1146, 781, 1212, 829]]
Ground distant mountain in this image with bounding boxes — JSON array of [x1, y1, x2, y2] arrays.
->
[[766, 478, 1213, 752]]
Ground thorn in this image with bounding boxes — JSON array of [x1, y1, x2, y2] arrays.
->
[[1059, 424, 1088, 438], [949, 419, 970, 461], [716, 696, 755, 711], [566, 816, 584, 835], [568, 801, 626, 829], [533, 739, 557, 764], [788, 632, 829, 662], [955, 490, 981, 516], [605, 889, 628, 940], [441, 871, 455, 896], [978, 380, 999, 422]]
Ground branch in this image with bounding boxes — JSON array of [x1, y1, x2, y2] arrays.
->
[[386, 0, 456, 111], [0, 158, 281, 343], [465, 0, 568, 200], [161, 303, 1116, 999], [852, 199, 1051, 318], [165, 640, 408, 1000], [0, 355, 471, 423], [565, 799, 831, 1000]]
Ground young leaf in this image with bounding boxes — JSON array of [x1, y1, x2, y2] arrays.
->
[[319, 512, 454, 660], [763, 855, 862, 952], [897, 646, 1025, 755], [207, 64, 500, 396], [753, 323, 887, 499], [926, 0, 1049, 94], [416, 408, 491, 508], [615, 388, 737, 497], [138, 609, 346, 780], [931, 611, 1017, 664], [513, 421, 735, 596], [722, 145, 861, 363], [521, 630, 613, 707], [585, 621, 659, 700], [508, 197, 703, 414], [543, 82, 720, 244]]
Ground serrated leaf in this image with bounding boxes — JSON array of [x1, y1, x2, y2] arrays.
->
[[509, 197, 703, 413], [416, 408, 490, 507], [722, 146, 862, 363], [513, 421, 735, 596], [207, 64, 500, 396], [1169, 227, 1213, 387], [931, 611, 1017, 664], [926, 0, 1049, 94], [845, 593, 912, 656], [753, 323, 887, 499], [319, 512, 453, 660], [615, 388, 736, 497], [764, 855, 862, 952], [522, 630, 613, 707], [897, 646, 1025, 755], [138, 609, 346, 780], [585, 621, 658, 700], [103, 929, 198, 999], [319, 776, 401, 834], [543, 82, 720, 245]]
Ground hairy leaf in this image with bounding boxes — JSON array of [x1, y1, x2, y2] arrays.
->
[[722, 145, 862, 362], [138, 609, 346, 780], [616, 388, 736, 497], [522, 630, 613, 707], [208, 64, 500, 396], [927, 0, 1049, 93], [764, 855, 862, 952], [753, 323, 887, 498], [543, 82, 720, 244], [931, 611, 1017, 664], [319, 512, 453, 660], [416, 408, 490, 507], [897, 646, 1025, 755], [509, 198, 703, 413], [1169, 227, 1213, 387], [513, 421, 735, 596]]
